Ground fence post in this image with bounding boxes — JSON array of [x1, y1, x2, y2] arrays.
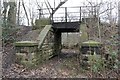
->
[[65, 7, 67, 22], [80, 7, 81, 22]]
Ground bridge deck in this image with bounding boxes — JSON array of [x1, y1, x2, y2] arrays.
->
[[52, 21, 80, 32], [51, 7, 81, 32]]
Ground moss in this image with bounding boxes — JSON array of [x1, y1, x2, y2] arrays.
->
[[81, 40, 102, 47], [21, 60, 36, 69], [16, 53, 26, 63], [16, 53, 37, 69], [35, 18, 50, 26], [33, 18, 50, 30], [15, 41, 38, 47]]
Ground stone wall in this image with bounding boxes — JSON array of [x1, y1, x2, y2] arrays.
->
[[62, 33, 80, 47]]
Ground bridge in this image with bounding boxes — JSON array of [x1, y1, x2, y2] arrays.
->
[[50, 7, 81, 55], [49, 6, 98, 55], [51, 7, 81, 32], [15, 6, 100, 65]]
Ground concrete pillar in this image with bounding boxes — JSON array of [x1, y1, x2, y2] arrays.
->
[[53, 31, 61, 56]]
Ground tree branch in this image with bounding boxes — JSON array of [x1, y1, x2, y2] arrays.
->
[[22, 0, 29, 26], [44, 0, 51, 15], [49, 0, 68, 18]]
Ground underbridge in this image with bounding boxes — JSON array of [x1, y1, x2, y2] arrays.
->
[[50, 7, 82, 55], [15, 6, 99, 64]]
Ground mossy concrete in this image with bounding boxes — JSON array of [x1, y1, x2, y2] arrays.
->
[[15, 41, 38, 47], [15, 52, 42, 69], [81, 40, 102, 47], [15, 25, 53, 68]]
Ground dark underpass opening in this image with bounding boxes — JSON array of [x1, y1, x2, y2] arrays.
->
[[50, 32, 80, 64]]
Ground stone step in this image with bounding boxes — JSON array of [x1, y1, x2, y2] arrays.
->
[[42, 47, 53, 50], [44, 49, 53, 53], [41, 52, 53, 60], [42, 45, 49, 48]]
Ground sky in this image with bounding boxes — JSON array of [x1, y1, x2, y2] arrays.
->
[[1, 0, 119, 25], [34, 0, 119, 7], [20, 0, 119, 25]]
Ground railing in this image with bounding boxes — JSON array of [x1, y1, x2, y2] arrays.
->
[[51, 7, 81, 22], [37, 6, 99, 23]]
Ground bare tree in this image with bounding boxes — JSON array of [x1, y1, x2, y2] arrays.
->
[[0, 0, 1, 15], [82, 0, 117, 42], [45, 0, 68, 19], [7, 0, 17, 28], [22, 0, 29, 26], [0, 0, 2, 35], [118, 1, 120, 64], [3, 0, 8, 27], [17, 0, 21, 25], [0, 0, 2, 76], [36, 0, 43, 19], [82, 1, 100, 41]]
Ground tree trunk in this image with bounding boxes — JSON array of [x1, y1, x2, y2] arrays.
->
[[118, 2, 120, 66], [7, 1, 16, 28], [17, 0, 20, 25], [45, 0, 68, 19], [0, 0, 2, 78], [3, 2, 8, 27], [22, 0, 29, 26], [0, 0, 1, 15]]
